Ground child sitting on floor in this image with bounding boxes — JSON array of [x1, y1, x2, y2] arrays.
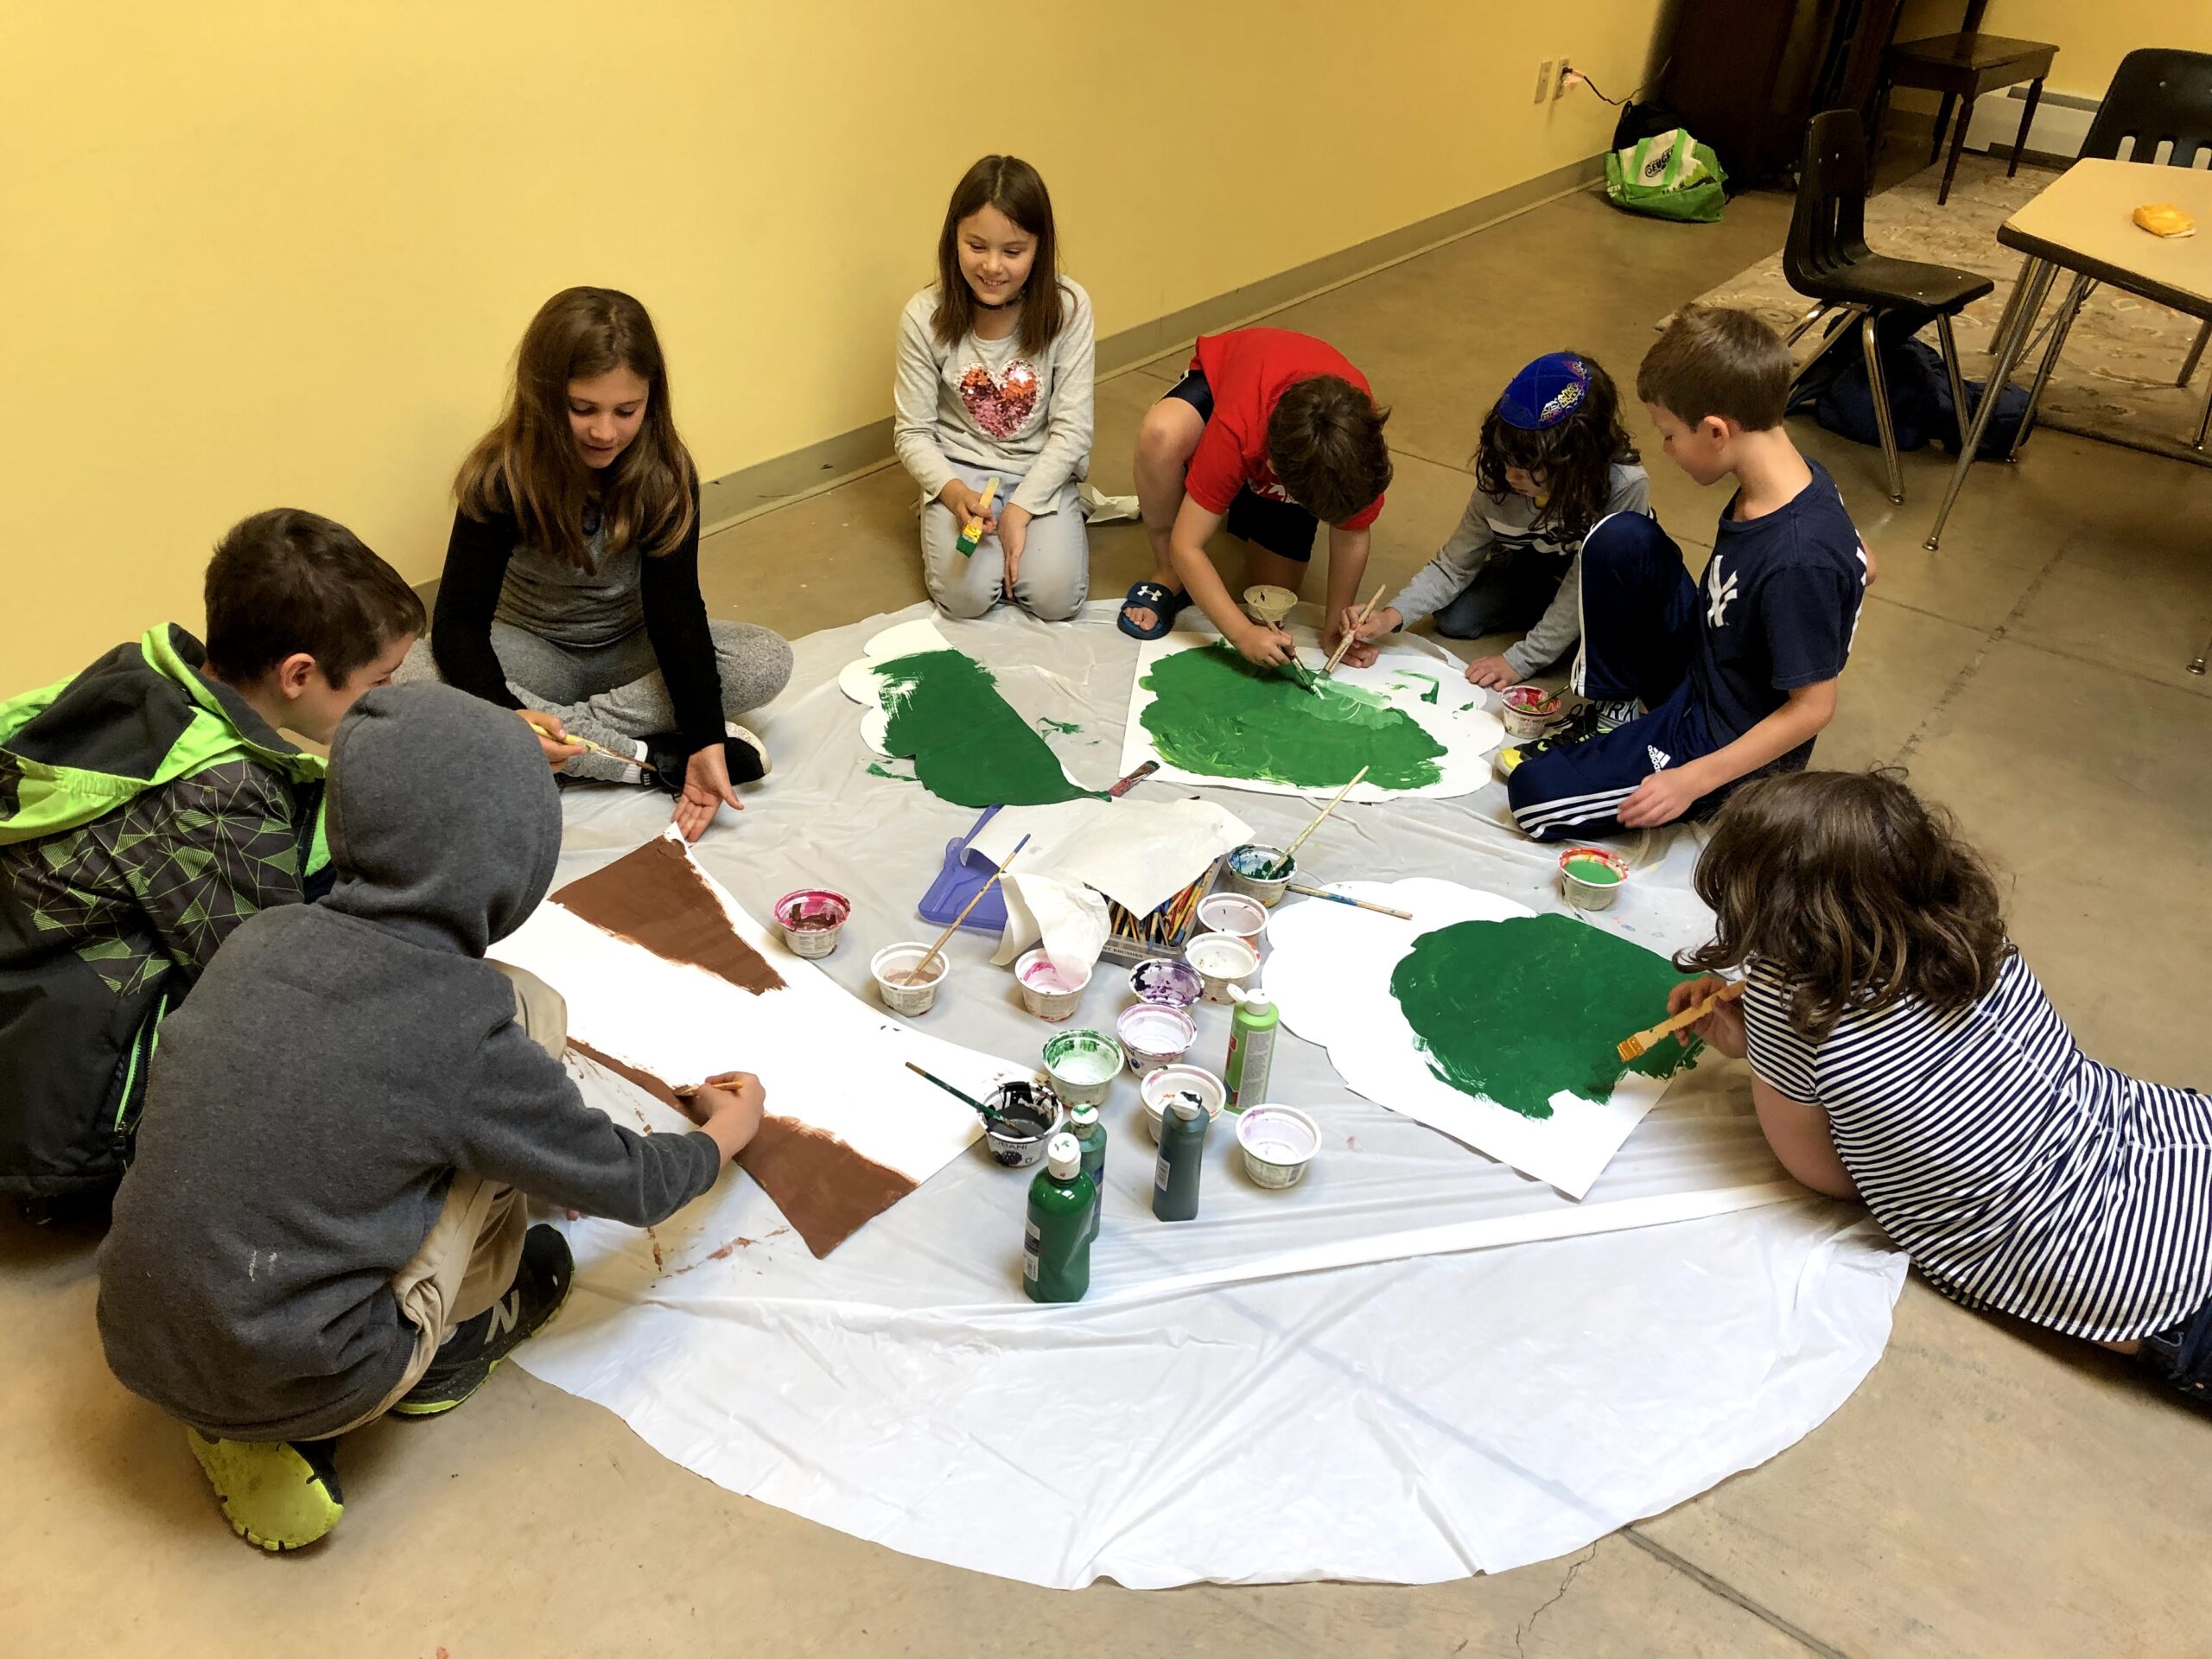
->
[[1337, 351, 1649, 688], [1669, 769, 2212, 1404], [97, 683, 763, 1550], [1121, 327, 1392, 665], [1503, 306, 1869, 841], [0, 510, 421, 1211], [893, 154, 1096, 622]]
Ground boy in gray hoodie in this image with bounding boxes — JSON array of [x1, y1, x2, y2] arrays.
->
[[98, 682, 761, 1552]]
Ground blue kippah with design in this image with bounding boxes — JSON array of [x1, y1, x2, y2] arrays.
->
[[1497, 353, 1592, 430]]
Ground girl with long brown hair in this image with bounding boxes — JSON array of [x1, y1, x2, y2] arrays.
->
[[893, 155, 1095, 620], [410, 287, 791, 841], [1669, 768, 2212, 1402]]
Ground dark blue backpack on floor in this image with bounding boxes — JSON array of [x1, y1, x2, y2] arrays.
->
[[1807, 326, 2028, 458]]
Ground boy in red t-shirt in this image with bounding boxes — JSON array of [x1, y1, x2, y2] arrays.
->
[[1122, 327, 1392, 664]]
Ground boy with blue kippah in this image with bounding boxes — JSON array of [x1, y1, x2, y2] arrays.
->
[[1503, 307, 1870, 840]]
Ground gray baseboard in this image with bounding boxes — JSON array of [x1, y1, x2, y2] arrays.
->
[[696, 151, 1607, 533]]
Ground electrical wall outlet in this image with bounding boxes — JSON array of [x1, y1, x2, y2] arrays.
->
[[1554, 55, 1574, 99], [1533, 59, 1554, 105]]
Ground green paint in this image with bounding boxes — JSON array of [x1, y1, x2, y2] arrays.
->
[[1139, 641, 1446, 791], [873, 649, 1097, 809], [1034, 716, 1084, 736], [1457, 701, 1477, 714], [1389, 913, 1695, 1118], [1391, 671, 1442, 705], [866, 762, 916, 782], [1564, 856, 1624, 887]]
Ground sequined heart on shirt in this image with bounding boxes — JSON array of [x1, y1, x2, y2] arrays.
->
[[958, 359, 1041, 440]]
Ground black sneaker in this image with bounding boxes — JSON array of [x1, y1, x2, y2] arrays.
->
[[1495, 699, 1622, 778], [391, 1224, 574, 1418], [641, 724, 771, 794], [2136, 1296, 2212, 1404]]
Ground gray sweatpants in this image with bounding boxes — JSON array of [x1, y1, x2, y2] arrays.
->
[[920, 462, 1090, 622], [398, 620, 793, 783]]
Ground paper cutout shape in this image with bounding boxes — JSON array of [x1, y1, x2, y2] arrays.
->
[[1120, 629, 1504, 802], [838, 619, 1095, 807], [494, 832, 985, 1255], [1262, 877, 1692, 1197]]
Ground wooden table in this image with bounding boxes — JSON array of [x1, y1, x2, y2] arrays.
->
[[1926, 159, 2212, 544], [1882, 29, 2055, 207]]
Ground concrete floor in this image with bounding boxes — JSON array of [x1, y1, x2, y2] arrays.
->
[[5, 174, 2209, 1656]]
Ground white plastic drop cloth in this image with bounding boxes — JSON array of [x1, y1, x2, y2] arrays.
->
[[515, 601, 1905, 1586]]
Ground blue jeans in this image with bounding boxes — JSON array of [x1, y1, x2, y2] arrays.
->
[[1432, 546, 1564, 646]]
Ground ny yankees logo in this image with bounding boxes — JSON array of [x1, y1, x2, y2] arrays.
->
[[1706, 552, 1738, 627]]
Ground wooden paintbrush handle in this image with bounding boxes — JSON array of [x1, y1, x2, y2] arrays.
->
[[1322, 582, 1389, 676], [1643, 978, 1744, 1044], [908, 835, 1029, 982]]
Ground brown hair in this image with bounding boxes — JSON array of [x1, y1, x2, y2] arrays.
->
[[203, 508, 424, 685], [1266, 375, 1393, 525], [1677, 769, 2013, 1043], [455, 287, 696, 569], [1637, 305, 1792, 430], [1474, 352, 1639, 544], [931, 155, 1066, 359]]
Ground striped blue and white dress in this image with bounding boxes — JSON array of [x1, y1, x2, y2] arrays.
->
[[1742, 950, 2212, 1342]]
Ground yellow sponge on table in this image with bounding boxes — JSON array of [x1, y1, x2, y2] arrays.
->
[[2133, 203, 2196, 238]]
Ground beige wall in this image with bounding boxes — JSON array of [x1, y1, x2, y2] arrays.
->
[[4, 2, 1669, 687], [1896, 2, 2212, 102]]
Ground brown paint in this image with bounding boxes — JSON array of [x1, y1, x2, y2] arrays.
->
[[555, 836, 787, 996], [567, 1041, 914, 1259]]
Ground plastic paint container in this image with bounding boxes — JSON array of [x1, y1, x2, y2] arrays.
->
[[1236, 1103, 1320, 1189], [1242, 583, 1298, 626], [1558, 845, 1630, 912], [1140, 1064, 1227, 1144], [1015, 950, 1092, 1022], [1040, 1028, 1124, 1108], [1196, 892, 1268, 945], [1127, 958, 1204, 1008], [981, 1079, 1067, 1168], [871, 942, 948, 1015], [772, 888, 851, 958], [1117, 1001, 1197, 1074], [1224, 843, 1294, 906], [1500, 685, 1562, 741], [1183, 931, 1259, 1004]]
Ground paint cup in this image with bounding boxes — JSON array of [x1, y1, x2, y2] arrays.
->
[[1242, 583, 1298, 626], [981, 1079, 1067, 1168], [872, 942, 948, 1015], [772, 888, 851, 958], [1500, 685, 1562, 741], [1224, 843, 1294, 906], [1041, 1028, 1124, 1108], [1236, 1103, 1320, 1189], [1558, 845, 1630, 912], [1015, 949, 1092, 1022], [1117, 1001, 1197, 1074], [1183, 931, 1259, 1004], [1196, 891, 1268, 946], [1128, 958, 1204, 1008], [1141, 1064, 1227, 1144]]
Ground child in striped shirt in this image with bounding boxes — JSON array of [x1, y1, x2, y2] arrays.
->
[[1668, 768, 2212, 1402]]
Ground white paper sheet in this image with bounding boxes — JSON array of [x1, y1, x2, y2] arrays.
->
[[994, 873, 1111, 981], [969, 796, 1252, 917], [1118, 623, 1506, 803]]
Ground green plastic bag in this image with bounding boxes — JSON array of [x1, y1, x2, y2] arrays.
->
[[1604, 127, 1728, 224]]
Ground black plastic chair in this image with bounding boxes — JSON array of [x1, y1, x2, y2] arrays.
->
[[1989, 48, 2212, 458], [1782, 109, 1995, 502]]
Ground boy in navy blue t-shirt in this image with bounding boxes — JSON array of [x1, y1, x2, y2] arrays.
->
[[1505, 307, 1868, 841]]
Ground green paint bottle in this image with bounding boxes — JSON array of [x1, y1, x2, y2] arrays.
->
[[1152, 1094, 1209, 1222], [1224, 987, 1279, 1113], [1069, 1103, 1108, 1243], [1024, 1133, 1096, 1303]]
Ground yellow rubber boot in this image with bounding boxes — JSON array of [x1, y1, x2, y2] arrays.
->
[[186, 1428, 344, 1551]]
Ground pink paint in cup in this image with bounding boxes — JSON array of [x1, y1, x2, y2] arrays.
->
[[773, 888, 851, 958]]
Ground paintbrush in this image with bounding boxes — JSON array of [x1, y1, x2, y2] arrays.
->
[[902, 834, 1030, 984], [1278, 657, 1325, 699], [955, 475, 1001, 558], [1286, 883, 1414, 920], [521, 714, 646, 772], [1107, 760, 1159, 798], [1266, 766, 1369, 877], [1617, 979, 1745, 1062], [903, 1060, 1006, 1122], [1321, 583, 1389, 677]]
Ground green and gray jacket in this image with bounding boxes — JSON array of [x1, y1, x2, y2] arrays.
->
[[0, 626, 327, 1198]]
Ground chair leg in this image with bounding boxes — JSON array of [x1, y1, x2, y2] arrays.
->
[[1861, 313, 1905, 504], [1937, 92, 1974, 206], [1784, 302, 1833, 346], [1930, 92, 1957, 165], [2009, 78, 2045, 176], [1927, 255, 2056, 550], [2178, 318, 2210, 388], [2007, 271, 2094, 461], [2193, 371, 2212, 453], [2190, 623, 2209, 676], [1786, 305, 1864, 405], [1935, 313, 1973, 453]]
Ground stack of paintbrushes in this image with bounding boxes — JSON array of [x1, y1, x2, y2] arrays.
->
[[1100, 858, 1222, 962]]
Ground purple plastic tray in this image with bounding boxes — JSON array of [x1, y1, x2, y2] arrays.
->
[[917, 806, 1010, 934]]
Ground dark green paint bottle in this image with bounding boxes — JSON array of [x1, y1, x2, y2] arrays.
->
[[1024, 1133, 1095, 1303], [1152, 1093, 1208, 1222], [1069, 1103, 1108, 1243]]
